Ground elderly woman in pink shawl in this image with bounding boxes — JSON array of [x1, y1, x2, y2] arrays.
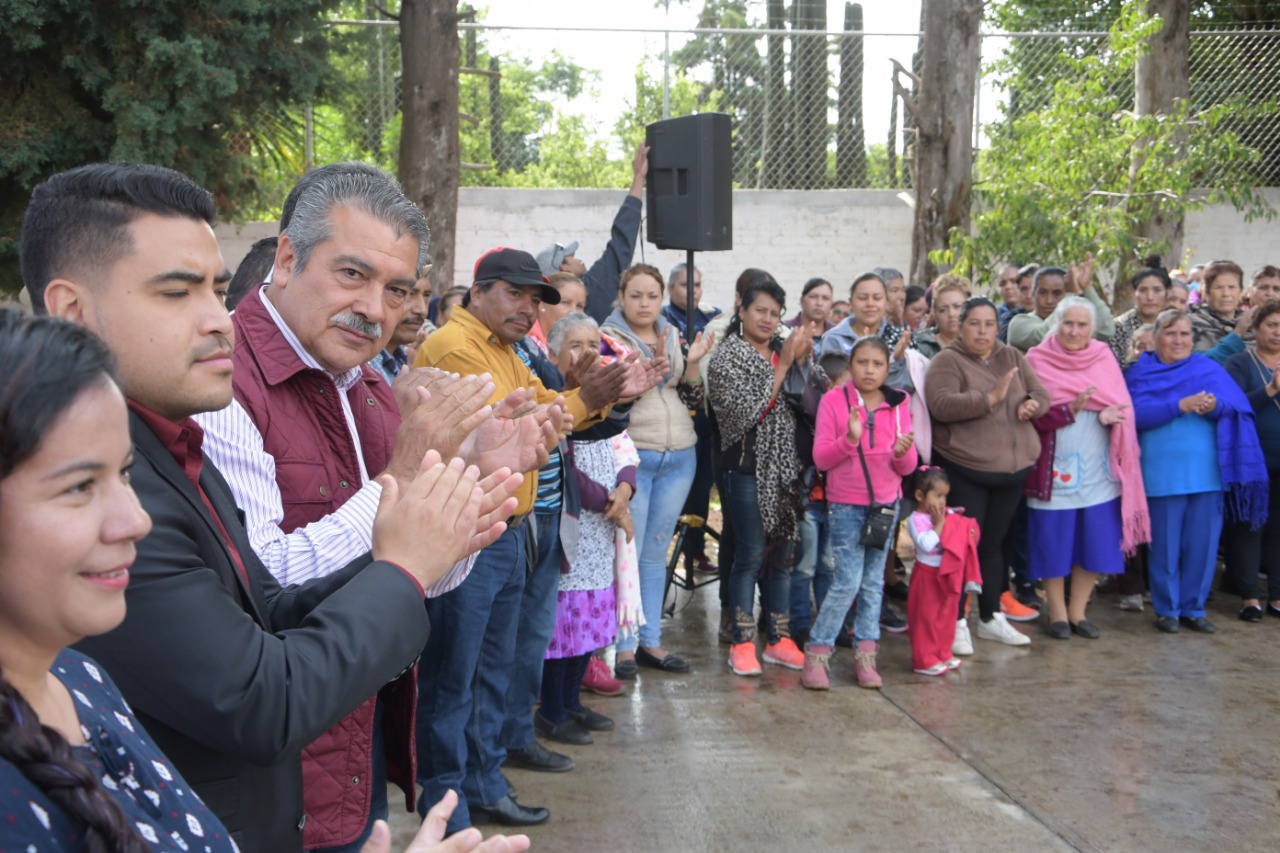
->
[[1024, 296, 1150, 640]]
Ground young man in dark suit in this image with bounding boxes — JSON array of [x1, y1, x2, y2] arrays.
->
[[21, 162, 523, 853]]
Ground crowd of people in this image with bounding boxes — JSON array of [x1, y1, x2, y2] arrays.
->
[[0, 152, 1277, 853]]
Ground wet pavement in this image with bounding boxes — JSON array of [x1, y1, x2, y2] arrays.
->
[[391, 579, 1280, 852]]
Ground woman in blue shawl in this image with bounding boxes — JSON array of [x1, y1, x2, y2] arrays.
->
[[1126, 310, 1269, 634]]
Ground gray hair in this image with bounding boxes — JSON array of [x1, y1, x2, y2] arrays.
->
[[283, 166, 430, 276], [1046, 294, 1098, 337], [668, 262, 701, 289], [1153, 308, 1191, 336], [871, 265, 904, 286], [546, 312, 599, 357]]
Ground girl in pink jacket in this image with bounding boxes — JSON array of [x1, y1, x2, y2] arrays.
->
[[803, 337, 918, 690]]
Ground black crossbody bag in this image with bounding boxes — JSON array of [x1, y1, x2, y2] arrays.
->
[[842, 386, 898, 550]]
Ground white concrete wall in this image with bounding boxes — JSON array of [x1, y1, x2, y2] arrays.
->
[[216, 187, 1280, 311]]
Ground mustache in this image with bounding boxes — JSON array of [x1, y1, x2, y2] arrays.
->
[[330, 310, 382, 340], [505, 315, 532, 329], [191, 335, 233, 363]]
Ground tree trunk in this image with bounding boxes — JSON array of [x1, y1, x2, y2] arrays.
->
[[790, 0, 828, 189], [836, 3, 866, 187], [1128, 0, 1190, 310], [910, 0, 983, 286], [763, 0, 788, 188], [398, 0, 460, 294]]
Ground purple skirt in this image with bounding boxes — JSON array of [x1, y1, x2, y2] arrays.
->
[[545, 586, 617, 660]]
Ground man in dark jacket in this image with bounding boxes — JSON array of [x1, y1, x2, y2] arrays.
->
[[536, 144, 648, 325], [22, 162, 516, 853]]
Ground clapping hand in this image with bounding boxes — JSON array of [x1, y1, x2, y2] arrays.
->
[[1069, 386, 1097, 415], [359, 790, 529, 853], [892, 431, 915, 459], [1099, 404, 1129, 426], [1068, 252, 1095, 295], [686, 330, 716, 365], [1179, 391, 1216, 415], [1016, 398, 1042, 421]]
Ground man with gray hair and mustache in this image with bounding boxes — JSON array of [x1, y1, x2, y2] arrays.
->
[[195, 163, 562, 852]]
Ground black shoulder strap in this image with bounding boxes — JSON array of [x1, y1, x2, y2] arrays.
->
[[842, 386, 877, 504]]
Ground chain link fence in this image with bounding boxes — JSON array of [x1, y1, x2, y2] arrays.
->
[[281, 20, 1280, 193]]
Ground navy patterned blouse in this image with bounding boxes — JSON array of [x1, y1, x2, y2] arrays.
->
[[0, 649, 238, 852]]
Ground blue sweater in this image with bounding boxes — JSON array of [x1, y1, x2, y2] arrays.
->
[[1133, 397, 1222, 498], [1225, 351, 1280, 471]]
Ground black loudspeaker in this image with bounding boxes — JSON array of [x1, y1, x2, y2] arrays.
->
[[645, 113, 733, 252]]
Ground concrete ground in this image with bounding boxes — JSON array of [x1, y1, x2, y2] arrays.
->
[[390, 578, 1280, 852]]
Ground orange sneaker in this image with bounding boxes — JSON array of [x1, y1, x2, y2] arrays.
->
[[728, 642, 762, 676], [1000, 590, 1039, 622], [762, 637, 805, 670]]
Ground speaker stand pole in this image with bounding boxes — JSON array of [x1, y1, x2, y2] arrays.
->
[[684, 248, 696, 345]]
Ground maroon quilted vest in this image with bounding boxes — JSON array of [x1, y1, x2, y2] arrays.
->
[[231, 286, 416, 848]]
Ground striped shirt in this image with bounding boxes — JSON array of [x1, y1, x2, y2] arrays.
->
[[195, 285, 473, 594]]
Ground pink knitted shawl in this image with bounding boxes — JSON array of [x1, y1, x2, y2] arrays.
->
[[1026, 335, 1151, 554]]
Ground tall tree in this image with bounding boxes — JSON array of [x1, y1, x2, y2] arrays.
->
[[836, 3, 867, 187], [790, 0, 828, 188], [398, 0, 461, 293], [908, 0, 983, 285], [0, 0, 341, 294], [1129, 0, 1190, 304]]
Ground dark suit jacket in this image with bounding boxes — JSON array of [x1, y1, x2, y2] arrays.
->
[[76, 411, 431, 853]]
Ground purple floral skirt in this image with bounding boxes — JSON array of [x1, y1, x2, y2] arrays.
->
[[545, 585, 617, 660]]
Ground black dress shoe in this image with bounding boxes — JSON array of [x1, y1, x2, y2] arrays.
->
[[614, 657, 638, 680], [1266, 603, 1280, 619], [470, 794, 549, 827], [1180, 616, 1217, 634], [504, 742, 574, 773], [1239, 605, 1264, 623], [535, 711, 592, 745], [1070, 619, 1100, 639], [636, 647, 691, 672], [569, 706, 614, 732], [1045, 620, 1070, 640], [503, 774, 517, 800], [1155, 616, 1180, 633]]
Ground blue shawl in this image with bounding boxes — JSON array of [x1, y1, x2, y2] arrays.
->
[[1126, 351, 1269, 528]]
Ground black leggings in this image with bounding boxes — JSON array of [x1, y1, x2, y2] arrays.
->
[[1224, 470, 1280, 602], [539, 654, 591, 725], [934, 452, 1030, 621]]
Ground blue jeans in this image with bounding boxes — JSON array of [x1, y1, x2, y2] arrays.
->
[[791, 500, 835, 632], [809, 502, 897, 647], [417, 523, 528, 833], [617, 447, 696, 652], [501, 511, 562, 752], [308, 700, 387, 853], [723, 471, 794, 644]]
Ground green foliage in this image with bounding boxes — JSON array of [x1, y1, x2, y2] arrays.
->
[[949, 3, 1276, 289], [0, 0, 345, 293]]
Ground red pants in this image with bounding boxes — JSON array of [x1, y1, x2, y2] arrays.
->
[[907, 564, 960, 670]]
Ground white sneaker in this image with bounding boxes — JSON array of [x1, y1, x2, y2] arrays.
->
[[1117, 594, 1144, 612], [952, 618, 974, 656], [976, 612, 1032, 647]]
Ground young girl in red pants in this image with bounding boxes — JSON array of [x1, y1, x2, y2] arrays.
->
[[906, 467, 982, 675]]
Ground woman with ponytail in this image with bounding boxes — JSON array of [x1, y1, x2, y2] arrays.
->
[[0, 310, 234, 851]]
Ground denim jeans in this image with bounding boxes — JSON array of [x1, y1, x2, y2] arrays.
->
[[500, 511, 562, 752], [416, 523, 528, 833], [809, 502, 898, 647], [680, 410, 717, 558], [722, 471, 794, 644], [308, 700, 387, 853], [617, 446, 697, 652], [791, 499, 835, 632]]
